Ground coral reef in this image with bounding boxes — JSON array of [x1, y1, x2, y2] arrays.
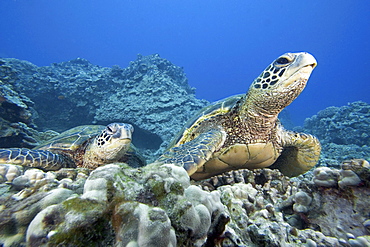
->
[[0, 55, 208, 160], [1, 159, 369, 246]]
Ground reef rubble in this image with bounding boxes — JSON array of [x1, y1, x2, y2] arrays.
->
[[0, 159, 369, 246]]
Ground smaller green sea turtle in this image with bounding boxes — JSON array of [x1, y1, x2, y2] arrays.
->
[[0, 123, 146, 170], [158, 52, 321, 180]]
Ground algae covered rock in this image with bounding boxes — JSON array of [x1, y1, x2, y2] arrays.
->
[[0, 162, 228, 246]]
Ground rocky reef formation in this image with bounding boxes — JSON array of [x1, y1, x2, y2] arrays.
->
[[1, 159, 369, 246], [0, 61, 58, 149], [0, 81, 38, 148], [300, 101, 370, 168], [0, 55, 208, 159]]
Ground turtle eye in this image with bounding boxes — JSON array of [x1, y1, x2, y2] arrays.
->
[[106, 126, 113, 134], [106, 123, 119, 135], [274, 56, 293, 68], [276, 57, 290, 64]]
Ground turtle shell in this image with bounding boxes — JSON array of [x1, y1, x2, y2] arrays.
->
[[170, 94, 243, 147], [35, 125, 106, 152]]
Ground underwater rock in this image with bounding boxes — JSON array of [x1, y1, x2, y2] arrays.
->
[[341, 159, 370, 187], [338, 169, 362, 188], [312, 159, 370, 189], [0, 55, 208, 159], [0, 61, 60, 149], [304, 101, 370, 146], [0, 80, 33, 125], [302, 101, 370, 166], [1, 57, 110, 132], [0, 76, 47, 148]]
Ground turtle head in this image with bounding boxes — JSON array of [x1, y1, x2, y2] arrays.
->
[[85, 123, 134, 167], [246, 52, 317, 115]]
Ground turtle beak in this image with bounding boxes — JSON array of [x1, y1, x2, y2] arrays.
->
[[108, 123, 133, 140], [280, 52, 317, 89], [298, 52, 317, 70], [117, 124, 133, 140], [307, 60, 317, 69]]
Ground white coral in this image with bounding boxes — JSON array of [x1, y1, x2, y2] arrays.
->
[[338, 170, 362, 188], [312, 167, 339, 187], [0, 164, 23, 182], [293, 191, 312, 213]]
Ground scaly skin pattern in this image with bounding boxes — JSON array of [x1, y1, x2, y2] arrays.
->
[[158, 52, 321, 180], [0, 148, 71, 170], [272, 126, 321, 177]]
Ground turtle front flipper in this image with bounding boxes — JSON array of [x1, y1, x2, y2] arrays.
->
[[271, 130, 321, 177], [0, 148, 74, 171], [157, 129, 226, 176]]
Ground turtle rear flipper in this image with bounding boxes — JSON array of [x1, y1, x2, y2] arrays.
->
[[157, 129, 226, 176], [0, 148, 74, 171], [271, 131, 321, 177]]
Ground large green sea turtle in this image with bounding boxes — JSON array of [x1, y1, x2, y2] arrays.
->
[[158, 52, 321, 180], [0, 123, 146, 170]]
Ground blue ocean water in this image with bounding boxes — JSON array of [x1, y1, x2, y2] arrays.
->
[[0, 1, 369, 125]]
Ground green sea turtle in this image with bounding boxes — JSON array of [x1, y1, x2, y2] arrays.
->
[[158, 52, 321, 180], [0, 123, 146, 170]]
